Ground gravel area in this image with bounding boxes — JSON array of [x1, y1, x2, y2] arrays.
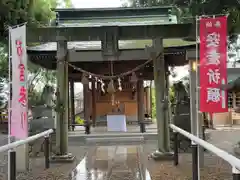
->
[[0, 145, 88, 180], [207, 129, 240, 154], [144, 140, 232, 180], [145, 128, 240, 180]]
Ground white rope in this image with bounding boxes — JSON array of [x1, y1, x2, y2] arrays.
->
[[65, 54, 158, 80]]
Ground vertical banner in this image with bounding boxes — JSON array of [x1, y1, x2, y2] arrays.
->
[[199, 16, 228, 113], [10, 25, 28, 139]]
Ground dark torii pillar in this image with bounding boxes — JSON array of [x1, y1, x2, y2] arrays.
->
[[70, 79, 75, 131], [53, 37, 74, 162], [137, 79, 146, 133], [91, 79, 97, 127], [150, 81, 153, 117], [149, 37, 173, 160], [145, 85, 151, 117], [83, 83, 91, 134]]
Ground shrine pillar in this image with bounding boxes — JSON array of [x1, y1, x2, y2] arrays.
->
[[150, 37, 173, 159], [137, 80, 146, 133], [91, 79, 97, 127], [145, 85, 151, 116], [164, 64, 171, 150], [70, 79, 75, 131], [53, 37, 74, 161], [150, 81, 153, 117], [165, 66, 170, 120], [83, 82, 91, 134]]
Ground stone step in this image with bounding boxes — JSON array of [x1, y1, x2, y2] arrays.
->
[[69, 133, 157, 144], [69, 132, 156, 138], [86, 136, 144, 144]]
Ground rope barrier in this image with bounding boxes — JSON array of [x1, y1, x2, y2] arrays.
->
[[55, 52, 161, 80]]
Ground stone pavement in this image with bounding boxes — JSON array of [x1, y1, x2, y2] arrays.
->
[[0, 141, 235, 180], [207, 128, 240, 154], [70, 124, 157, 134], [0, 126, 239, 179], [71, 145, 150, 180]]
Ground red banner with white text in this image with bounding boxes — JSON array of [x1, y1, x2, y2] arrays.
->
[[199, 16, 228, 113]]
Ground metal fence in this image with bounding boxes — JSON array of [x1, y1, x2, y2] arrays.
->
[[170, 124, 240, 180], [0, 129, 54, 180]]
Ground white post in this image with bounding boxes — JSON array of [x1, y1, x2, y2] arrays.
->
[[195, 16, 204, 170], [8, 26, 12, 180]]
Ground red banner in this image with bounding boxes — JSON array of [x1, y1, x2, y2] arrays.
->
[[199, 16, 228, 113]]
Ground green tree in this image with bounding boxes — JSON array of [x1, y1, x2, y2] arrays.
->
[[0, 0, 70, 107], [151, 87, 156, 118], [126, 0, 240, 39], [0, 0, 72, 43]]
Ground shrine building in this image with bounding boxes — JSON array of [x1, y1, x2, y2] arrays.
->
[[25, 6, 198, 158], [27, 6, 196, 128]]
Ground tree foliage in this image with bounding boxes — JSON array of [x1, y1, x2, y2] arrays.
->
[[127, 0, 240, 38], [0, 0, 70, 107], [151, 87, 156, 118]]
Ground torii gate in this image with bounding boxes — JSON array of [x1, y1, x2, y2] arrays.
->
[[27, 6, 195, 161]]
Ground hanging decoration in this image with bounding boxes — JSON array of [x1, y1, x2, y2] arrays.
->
[[107, 79, 115, 94], [107, 79, 116, 105], [61, 50, 161, 93], [81, 73, 89, 85], [67, 56, 153, 80], [130, 72, 138, 82], [106, 51, 117, 105], [100, 79, 105, 93], [117, 78, 122, 91], [130, 72, 138, 88]]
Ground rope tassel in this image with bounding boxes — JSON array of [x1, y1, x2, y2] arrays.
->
[[107, 79, 115, 94], [81, 73, 89, 85]]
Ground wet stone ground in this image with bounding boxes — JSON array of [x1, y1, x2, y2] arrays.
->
[[70, 145, 149, 180], [0, 128, 238, 179], [2, 142, 232, 180]]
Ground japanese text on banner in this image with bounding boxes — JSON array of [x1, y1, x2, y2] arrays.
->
[[10, 25, 28, 139], [199, 16, 228, 113]]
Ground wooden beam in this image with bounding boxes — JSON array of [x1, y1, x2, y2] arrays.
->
[[27, 23, 193, 42]]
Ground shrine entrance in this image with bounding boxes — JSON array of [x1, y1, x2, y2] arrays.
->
[[27, 6, 195, 160]]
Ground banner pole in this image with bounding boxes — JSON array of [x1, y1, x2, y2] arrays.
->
[[195, 15, 201, 180], [8, 27, 12, 180]]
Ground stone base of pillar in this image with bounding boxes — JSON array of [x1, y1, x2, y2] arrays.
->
[[150, 150, 174, 161], [50, 153, 75, 163]]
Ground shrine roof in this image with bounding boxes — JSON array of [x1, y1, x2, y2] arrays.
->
[[27, 39, 196, 52], [27, 6, 196, 52], [54, 6, 174, 21], [55, 6, 177, 27], [27, 6, 196, 70], [57, 15, 177, 27]]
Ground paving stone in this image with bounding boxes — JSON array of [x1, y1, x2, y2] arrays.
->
[[0, 128, 238, 180]]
